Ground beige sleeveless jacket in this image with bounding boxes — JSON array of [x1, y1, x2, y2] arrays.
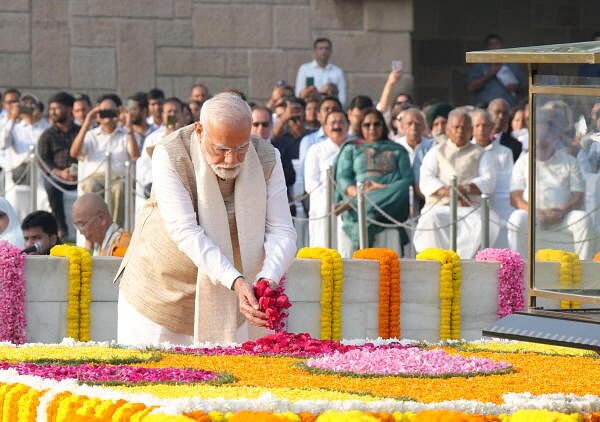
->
[[426, 141, 484, 207], [116, 124, 276, 336]]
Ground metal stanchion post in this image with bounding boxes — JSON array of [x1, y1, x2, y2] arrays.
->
[[449, 176, 457, 252], [124, 161, 131, 232], [29, 146, 37, 212], [104, 152, 112, 213], [357, 182, 368, 250], [481, 193, 490, 249], [325, 167, 333, 248]]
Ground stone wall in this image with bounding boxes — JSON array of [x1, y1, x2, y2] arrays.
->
[[413, 0, 600, 106], [0, 0, 414, 106]]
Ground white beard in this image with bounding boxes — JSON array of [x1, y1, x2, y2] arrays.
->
[[200, 139, 241, 180], [210, 164, 241, 180]]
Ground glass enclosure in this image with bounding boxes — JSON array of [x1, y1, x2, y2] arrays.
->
[[467, 42, 600, 312]]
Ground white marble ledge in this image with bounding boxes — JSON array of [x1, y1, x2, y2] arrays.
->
[[25, 256, 122, 302]]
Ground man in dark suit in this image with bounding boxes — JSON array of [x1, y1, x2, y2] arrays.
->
[[488, 98, 522, 162]]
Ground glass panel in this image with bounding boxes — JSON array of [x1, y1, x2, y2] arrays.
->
[[465, 41, 600, 64], [530, 93, 600, 303]]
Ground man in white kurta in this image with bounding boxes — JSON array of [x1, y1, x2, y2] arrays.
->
[[117, 93, 297, 346], [0, 95, 50, 219], [414, 109, 498, 258], [134, 99, 183, 219], [304, 111, 348, 247], [507, 109, 594, 259], [470, 109, 514, 224]]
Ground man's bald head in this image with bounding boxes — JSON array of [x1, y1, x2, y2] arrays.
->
[[73, 193, 110, 216], [72, 193, 112, 244]]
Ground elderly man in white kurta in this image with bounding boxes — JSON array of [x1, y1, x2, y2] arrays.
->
[[507, 108, 594, 260], [470, 109, 514, 224], [116, 93, 297, 346], [414, 109, 498, 258]]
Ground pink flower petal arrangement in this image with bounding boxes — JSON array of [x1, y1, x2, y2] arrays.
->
[[254, 277, 291, 331], [305, 347, 512, 378], [0, 361, 229, 385], [0, 241, 27, 344], [174, 332, 411, 358], [475, 248, 525, 319]]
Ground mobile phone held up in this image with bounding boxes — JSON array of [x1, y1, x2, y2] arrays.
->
[[99, 109, 118, 119], [19, 105, 34, 116], [392, 60, 403, 72], [166, 115, 177, 127], [305, 76, 315, 87]]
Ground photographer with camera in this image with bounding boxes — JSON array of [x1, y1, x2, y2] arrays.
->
[[0, 94, 50, 217], [70, 94, 140, 227], [135, 97, 183, 218]]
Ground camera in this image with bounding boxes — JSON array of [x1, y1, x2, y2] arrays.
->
[[166, 115, 177, 127], [99, 109, 118, 119], [19, 105, 34, 116]]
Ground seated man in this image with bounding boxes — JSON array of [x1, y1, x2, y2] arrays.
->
[[72, 192, 131, 256], [470, 108, 514, 223], [21, 211, 60, 255], [413, 109, 498, 258], [507, 108, 594, 260]]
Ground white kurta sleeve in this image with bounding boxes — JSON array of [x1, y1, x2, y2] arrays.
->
[[471, 150, 497, 194], [152, 145, 242, 290], [419, 146, 445, 197], [304, 144, 322, 193], [256, 150, 298, 283], [336, 68, 347, 106], [295, 63, 307, 98], [0, 120, 16, 150], [510, 153, 528, 192]]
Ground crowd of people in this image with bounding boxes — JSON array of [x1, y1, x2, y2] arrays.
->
[[0, 33, 599, 261]]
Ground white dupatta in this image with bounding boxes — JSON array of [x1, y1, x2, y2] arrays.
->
[[190, 133, 267, 343]]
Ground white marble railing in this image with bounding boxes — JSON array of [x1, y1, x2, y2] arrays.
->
[[23, 256, 500, 343], [24, 255, 596, 343]]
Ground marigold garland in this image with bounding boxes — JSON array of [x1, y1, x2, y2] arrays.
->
[[3, 381, 600, 422], [0, 241, 27, 344], [352, 248, 400, 339], [416, 248, 461, 341], [296, 248, 343, 340], [50, 245, 93, 341], [535, 249, 581, 309], [475, 248, 525, 319]]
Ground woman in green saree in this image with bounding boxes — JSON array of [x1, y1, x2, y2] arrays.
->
[[335, 107, 413, 253]]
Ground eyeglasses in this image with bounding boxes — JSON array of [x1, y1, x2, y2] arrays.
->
[[210, 142, 250, 157], [74, 213, 100, 232], [289, 116, 302, 123], [252, 122, 271, 128], [361, 121, 383, 128]]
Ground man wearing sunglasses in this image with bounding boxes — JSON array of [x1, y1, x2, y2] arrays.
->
[[250, 106, 273, 143]]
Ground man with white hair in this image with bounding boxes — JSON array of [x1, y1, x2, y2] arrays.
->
[[413, 109, 498, 258], [470, 108, 514, 224], [508, 108, 593, 259], [116, 92, 297, 346]]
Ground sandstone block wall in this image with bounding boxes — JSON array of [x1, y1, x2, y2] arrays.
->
[[413, 0, 600, 106], [0, 0, 414, 106]]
